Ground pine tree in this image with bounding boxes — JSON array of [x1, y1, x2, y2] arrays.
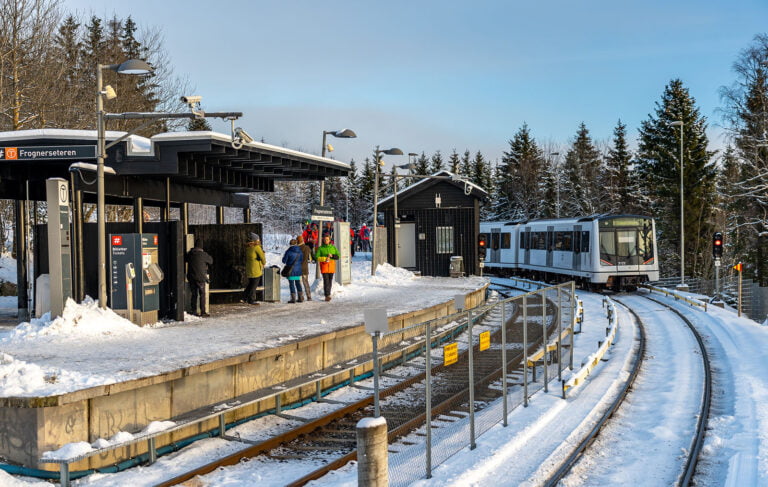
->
[[604, 120, 636, 213], [448, 149, 461, 173], [635, 79, 717, 279], [187, 115, 211, 131], [414, 152, 430, 175], [429, 150, 444, 173], [460, 150, 472, 178], [561, 123, 602, 217], [495, 123, 546, 220]]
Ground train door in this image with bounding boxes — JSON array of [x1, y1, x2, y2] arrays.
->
[[573, 225, 581, 271], [489, 228, 501, 263], [524, 227, 531, 265], [546, 226, 554, 268]]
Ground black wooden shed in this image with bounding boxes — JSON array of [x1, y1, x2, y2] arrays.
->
[[378, 171, 487, 277]]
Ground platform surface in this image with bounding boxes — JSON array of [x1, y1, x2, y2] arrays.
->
[[0, 260, 487, 398]]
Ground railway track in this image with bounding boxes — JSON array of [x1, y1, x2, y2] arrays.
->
[[543, 292, 712, 486], [157, 285, 563, 486]]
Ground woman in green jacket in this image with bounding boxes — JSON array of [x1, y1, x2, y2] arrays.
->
[[243, 233, 266, 304], [315, 234, 339, 301]]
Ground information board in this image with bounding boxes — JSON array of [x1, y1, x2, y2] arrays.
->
[[444, 342, 459, 366], [479, 331, 491, 351]]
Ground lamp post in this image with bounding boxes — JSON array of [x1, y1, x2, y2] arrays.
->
[[316, 129, 356, 281], [96, 59, 153, 309], [371, 146, 403, 275], [670, 120, 685, 288]]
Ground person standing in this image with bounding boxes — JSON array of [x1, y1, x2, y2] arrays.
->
[[349, 227, 356, 257], [186, 239, 213, 317], [316, 234, 340, 301], [359, 224, 371, 252], [282, 238, 304, 303], [296, 235, 314, 301], [242, 233, 265, 305]]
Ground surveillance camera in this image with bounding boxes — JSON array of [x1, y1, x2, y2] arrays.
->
[[180, 95, 202, 106], [234, 127, 254, 144]]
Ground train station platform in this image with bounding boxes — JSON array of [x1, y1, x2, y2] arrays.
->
[[0, 263, 488, 472]]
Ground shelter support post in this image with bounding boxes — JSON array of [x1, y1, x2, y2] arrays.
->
[[133, 197, 144, 234], [14, 199, 29, 321]]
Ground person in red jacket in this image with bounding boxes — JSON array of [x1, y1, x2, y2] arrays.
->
[[349, 227, 356, 257], [359, 224, 371, 252]]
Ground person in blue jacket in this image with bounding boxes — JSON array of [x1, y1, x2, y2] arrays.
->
[[281, 238, 304, 303]]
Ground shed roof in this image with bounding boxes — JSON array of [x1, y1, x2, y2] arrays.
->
[[378, 170, 488, 207]]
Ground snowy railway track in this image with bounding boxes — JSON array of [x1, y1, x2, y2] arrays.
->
[[548, 293, 712, 487], [156, 288, 559, 487]]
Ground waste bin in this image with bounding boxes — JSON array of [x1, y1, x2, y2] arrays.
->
[[449, 256, 464, 278], [263, 265, 281, 302]]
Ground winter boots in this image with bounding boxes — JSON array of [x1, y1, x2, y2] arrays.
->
[[289, 294, 297, 304], [305, 290, 312, 301], [298, 293, 304, 303]]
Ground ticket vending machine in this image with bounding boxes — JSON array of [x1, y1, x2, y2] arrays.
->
[[45, 178, 73, 318], [109, 233, 164, 325]]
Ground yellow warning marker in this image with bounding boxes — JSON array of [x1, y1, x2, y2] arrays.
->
[[479, 331, 491, 351], [444, 343, 458, 366]]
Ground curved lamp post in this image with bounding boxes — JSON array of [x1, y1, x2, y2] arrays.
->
[[97, 59, 153, 308], [670, 120, 685, 288], [371, 146, 403, 275], [320, 128, 357, 205]]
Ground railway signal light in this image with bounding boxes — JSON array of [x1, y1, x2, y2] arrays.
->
[[478, 233, 487, 260], [713, 232, 723, 258]]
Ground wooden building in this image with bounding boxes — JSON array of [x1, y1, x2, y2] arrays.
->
[[378, 171, 488, 277]]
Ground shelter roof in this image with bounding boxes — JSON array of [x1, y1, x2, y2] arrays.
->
[[378, 170, 488, 207]]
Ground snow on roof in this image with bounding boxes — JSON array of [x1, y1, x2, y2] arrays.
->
[[378, 170, 488, 206]]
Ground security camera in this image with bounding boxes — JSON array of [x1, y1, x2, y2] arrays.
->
[[180, 95, 202, 106], [234, 127, 254, 144]]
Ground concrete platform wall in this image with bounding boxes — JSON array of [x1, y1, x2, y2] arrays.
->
[[0, 285, 487, 470]]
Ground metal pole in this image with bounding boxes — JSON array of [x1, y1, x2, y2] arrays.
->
[[557, 285, 562, 380], [738, 264, 743, 318], [372, 332, 381, 417], [715, 260, 720, 301], [468, 309, 476, 449], [570, 282, 575, 370], [425, 321, 432, 479], [320, 131, 328, 205], [501, 299, 508, 425], [371, 148, 381, 276], [96, 63, 107, 308], [393, 174, 399, 268], [523, 294, 528, 407], [542, 289, 548, 393], [679, 123, 685, 286]]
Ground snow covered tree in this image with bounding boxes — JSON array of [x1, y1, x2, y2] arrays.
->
[[604, 120, 638, 213], [560, 123, 603, 217], [448, 149, 461, 173], [429, 150, 444, 173], [495, 123, 546, 220], [635, 79, 717, 279]]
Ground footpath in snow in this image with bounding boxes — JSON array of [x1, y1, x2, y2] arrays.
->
[[0, 256, 486, 398]]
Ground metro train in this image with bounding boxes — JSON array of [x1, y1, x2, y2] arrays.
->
[[479, 214, 659, 290]]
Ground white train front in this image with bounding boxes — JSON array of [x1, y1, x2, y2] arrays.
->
[[480, 214, 660, 290]]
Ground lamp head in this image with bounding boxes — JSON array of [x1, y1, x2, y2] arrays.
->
[[110, 59, 153, 75], [330, 128, 357, 138], [670, 121, 684, 127], [382, 148, 403, 156]]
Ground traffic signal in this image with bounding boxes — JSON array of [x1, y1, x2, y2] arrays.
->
[[478, 233, 487, 260], [713, 232, 723, 258]]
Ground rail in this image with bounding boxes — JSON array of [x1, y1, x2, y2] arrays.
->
[[642, 284, 708, 312]]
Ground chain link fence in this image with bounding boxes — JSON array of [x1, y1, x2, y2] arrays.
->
[[368, 282, 576, 486]]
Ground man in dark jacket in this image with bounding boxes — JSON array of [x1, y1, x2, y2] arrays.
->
[[186, 239, 213, 317], [297, 235, 314, 301]]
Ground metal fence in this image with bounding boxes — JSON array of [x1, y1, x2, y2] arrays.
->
[[369, 282, 576, 486], [653, 276, 767, 322]]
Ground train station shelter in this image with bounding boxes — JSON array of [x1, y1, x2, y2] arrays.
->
[[0, 129, 351, 321], [378, 170, 487, 277]]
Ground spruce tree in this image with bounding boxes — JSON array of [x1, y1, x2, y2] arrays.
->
[[495, 123, 546, 220], [448, 149, 461, 173], [635, 79, 717, 279], [414, 152, 430, 175], [429, 150, 444, 173], [460, 150, 472, 178], [604, 120, 636, 213], [561, 123, 602, 217]]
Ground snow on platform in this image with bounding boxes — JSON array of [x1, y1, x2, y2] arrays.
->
[[0, 259, 486, 398]]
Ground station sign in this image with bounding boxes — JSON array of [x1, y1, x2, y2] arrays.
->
[[0, 145, 96, 160], [311, 205, 334, 222], [444, 342, 459, 366]]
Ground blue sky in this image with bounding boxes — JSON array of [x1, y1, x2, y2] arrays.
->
[[65, 0, 768, 168]]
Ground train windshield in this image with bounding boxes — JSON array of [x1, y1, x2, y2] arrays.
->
[[599, 217, 655, 266]]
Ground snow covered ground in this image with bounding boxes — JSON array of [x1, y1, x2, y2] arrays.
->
[[1, 274, 767, 486]]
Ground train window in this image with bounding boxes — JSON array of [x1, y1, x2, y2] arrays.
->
[[599, 231, 615, 264], [617, 230, 637, 259], [501, 233, 511, 249], [520, 233, 526, 250], [536, 232, 546, 250], [555, 232, 564, 250], [491, 232, 500, 250], [436, 226, 454, 254], [582, 231, 590, 252], [563, 232, 572, 251], [639, 224, 654, 262]]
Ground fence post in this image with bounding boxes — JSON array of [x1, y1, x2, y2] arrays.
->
[[523, 294, 529, 407], [372, 332, 381, 417], [542, 289, 548, 393], [425, 321, 432, 478], [468, 309, 476, 449], [557, 285, 563, 381], [357, 416, 388, 487], [501, 298, 508, 425], [570, 282, 575, 370]]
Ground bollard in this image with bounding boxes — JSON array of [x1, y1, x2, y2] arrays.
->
[[357, 416, 389, 487]]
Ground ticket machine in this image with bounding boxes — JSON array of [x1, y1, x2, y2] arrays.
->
[[109, 233, 164, 325]]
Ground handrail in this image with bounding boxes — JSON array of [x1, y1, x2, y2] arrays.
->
[[641, 284, 708, 312]]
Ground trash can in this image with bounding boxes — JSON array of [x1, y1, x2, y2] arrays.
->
[[449, 256, 464, 278], [263, 265, 281, 302]]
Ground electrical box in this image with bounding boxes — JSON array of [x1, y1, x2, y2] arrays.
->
[[110, 233, 163, 325], [333, 221, 352, 285], [45, 178, 73, 318]]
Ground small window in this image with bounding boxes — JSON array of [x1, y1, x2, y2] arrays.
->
[[501, 233, 511, 249], [436, 226, 454, 254], [491, 232, 500, 250], [582, 231, 590, 252]]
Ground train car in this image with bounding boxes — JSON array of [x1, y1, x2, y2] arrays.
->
[[480, 214, 659, 290]]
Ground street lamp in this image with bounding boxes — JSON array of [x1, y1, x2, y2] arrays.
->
[[96, 59, 153, 309], [319, 128, 357, 205], [371, 146, 403, 275], [670, 120, 685, 289]]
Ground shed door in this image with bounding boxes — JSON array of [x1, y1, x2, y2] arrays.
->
[[397, 223, 417, 268]]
